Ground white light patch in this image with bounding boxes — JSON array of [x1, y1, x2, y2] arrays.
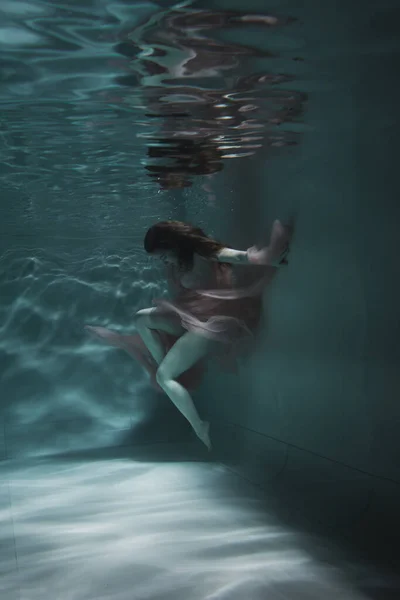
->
[[0, 26, 44, 46]]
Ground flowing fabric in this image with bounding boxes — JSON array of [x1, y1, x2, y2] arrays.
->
[[152, 219, 291, 345], [85, 326, 205, 393], [85, 219, 291, 392]]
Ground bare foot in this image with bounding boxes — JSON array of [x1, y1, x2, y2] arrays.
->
[[197, 421, 212, 451]]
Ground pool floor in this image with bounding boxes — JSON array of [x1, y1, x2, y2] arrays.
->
[[0, 444, 394, 600]]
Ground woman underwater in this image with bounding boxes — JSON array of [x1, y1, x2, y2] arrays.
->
[[86, 219, 291, 450]]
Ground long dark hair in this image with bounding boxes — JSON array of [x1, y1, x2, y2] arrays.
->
[[144, 220, 225, 270]]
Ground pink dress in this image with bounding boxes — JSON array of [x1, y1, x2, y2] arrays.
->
[[85, 220, 290, 393]]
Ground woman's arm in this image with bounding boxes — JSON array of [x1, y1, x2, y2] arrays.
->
[[214, 247, 250, 264], [214, 220, 291, 267], [215, 246, 287, 266]]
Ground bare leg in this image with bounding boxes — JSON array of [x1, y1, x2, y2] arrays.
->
[[156, 331, 212, 450], [135, 307, 184, 365]]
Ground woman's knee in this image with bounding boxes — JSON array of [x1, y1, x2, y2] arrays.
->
[[134, 308, 154, 328], [155, 364, 169, 387], [136, 308, 183, 337]]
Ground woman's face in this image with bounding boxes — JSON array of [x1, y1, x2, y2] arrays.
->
[[155, 250, 178, 266]]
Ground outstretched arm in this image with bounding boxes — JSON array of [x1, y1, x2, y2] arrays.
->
[[213, 220, 291, 267], [215, 245, 288, 267], [214, 247, 250, 264]]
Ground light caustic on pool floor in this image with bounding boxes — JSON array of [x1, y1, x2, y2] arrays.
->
[[0, 454, 374, 600]]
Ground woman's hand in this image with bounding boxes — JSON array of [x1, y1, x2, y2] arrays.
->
[[247, 243, 289, 267], [247, 220, 291, 267], [246, 246, 270, 265]]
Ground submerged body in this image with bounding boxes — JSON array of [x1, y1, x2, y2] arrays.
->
[[86, 219, 291, 450]]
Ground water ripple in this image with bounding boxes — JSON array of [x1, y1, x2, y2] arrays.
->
[[0, 0, 307, 193], [0, 245, 165, 427]]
